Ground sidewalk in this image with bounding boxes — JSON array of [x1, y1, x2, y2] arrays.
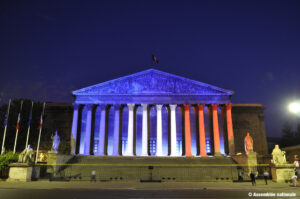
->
[[0, 180, 299, 191]]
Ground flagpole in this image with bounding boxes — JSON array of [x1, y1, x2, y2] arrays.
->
[[25, 101, 33, 150], [35, 102, 45, 163], [13, 100, 23, 154], [1, 99, 11, 155]]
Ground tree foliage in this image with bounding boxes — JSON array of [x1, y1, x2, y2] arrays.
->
[[0, 151, 18, 171], [280, 122, 300, 147]]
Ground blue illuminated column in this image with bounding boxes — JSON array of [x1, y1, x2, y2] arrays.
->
[[141, 104, 148, 156], [97, 104, 107, 156], [112, 104, 121, 156], [126, 104, 135, 156], [156, 105, 163, 156], [169, 104, 177, 156], [70, 103, 79, 154], [84, 104, 93, 155]]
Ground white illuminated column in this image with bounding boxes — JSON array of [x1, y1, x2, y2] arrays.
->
[[126, 104, 135, 156], [84, 104, 93, 155], [156, 105, 163, 156], [141, 104, 148, 156], [98, 104, 106, 156], [70, 103, 79, 154], [169, 104, 177, 156]]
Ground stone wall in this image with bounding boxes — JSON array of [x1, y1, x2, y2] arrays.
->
[[232, 104, 268, 155]]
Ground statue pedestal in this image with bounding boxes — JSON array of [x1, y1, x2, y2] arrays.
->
[[271, 164, 294, 182], [8, 163, 33, 182], [247, 151, 257, 174]]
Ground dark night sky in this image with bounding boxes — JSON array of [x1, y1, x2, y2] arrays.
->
[[0, 0, 300, 137]]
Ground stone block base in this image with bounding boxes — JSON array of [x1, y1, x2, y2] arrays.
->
[[8, 164, 33, 182], [271, 166, 294, 182]]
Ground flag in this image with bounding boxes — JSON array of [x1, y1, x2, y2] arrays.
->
[[16, 101, 23, 131], [3, 99, 11, 128], [39, 115, 43, 130], [152, 54, 159, 64], [39, 103, 45, 130], [3, 109, 9, 128], [27, 102, 33, 127], [16, 113, 21, 130]]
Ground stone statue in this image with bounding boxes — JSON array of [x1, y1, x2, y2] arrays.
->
[[18, 145, 34, 164], [51, 131, 60, 153], [244, 132, 253, 155], [272, 145, 287, 165]]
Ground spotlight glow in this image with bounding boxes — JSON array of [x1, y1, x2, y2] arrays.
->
[[288, 102, 300, 114]]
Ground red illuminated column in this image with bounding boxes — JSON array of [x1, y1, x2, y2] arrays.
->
[[225, 103, 235, 155], [211, 104, 221, 156], [183, 104, 193, 157], [197, 105, 207, 157]]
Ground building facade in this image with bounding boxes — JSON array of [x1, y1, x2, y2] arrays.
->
[[67, 69, 268, 157]]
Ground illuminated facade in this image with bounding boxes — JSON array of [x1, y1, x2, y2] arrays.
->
[[71, 69, 236, 157]]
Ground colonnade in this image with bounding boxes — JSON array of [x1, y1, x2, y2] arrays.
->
[[71, 103, 235, 157]]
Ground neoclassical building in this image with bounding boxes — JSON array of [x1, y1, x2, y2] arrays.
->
[[70, 69, 239, 157]]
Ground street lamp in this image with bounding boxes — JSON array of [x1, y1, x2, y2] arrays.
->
[[288, 101, 300, 114]]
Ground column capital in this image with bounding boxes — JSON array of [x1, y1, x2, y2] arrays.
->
[[113, 104, 121, 110], [127, 103, 135, 111], [169, 104, 177, 111], [225, 103, 232, 110], [156, 104, 163, 111], [86, 104, 93, 110], [73, 103, 80, 110], [211, 104, 218, 111], [183, 104, 190, 110], [197, 104, 205, 110], [98, 104, 107, 110], [141, 104, 148, 110]]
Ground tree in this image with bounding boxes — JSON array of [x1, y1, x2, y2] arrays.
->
[[280, 122, 296, 147], [294, 123, 300, 145]]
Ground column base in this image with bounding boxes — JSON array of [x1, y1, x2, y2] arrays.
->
[[124, 153, 134, 156], [140, 153, 148, 156], [214, 152, 222, 156], [200, 154, 208, 157], [170, 153, 178, 157]]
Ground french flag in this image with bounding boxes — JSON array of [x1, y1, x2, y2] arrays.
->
[[152, 54, 159, 64], [16, 113, 21, 130], [39, 115, 43, 130]]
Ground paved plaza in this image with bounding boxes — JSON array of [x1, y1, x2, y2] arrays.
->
[[0, 180, 299, 199]]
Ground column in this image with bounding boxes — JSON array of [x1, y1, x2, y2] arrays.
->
[[141, 104, 148, 156], [84, 104, 93, 155], [225, 103, 235, 155], [70, 103, 79, 154], [112, 104, 121, 156], [197, 105, 207, 157], [97, 104, 106, 155], [169, 104, 177, 156], [156, 105, 163, 156], [183, 105, 193, 157], [126, 104, 135, 156], [211, 104, 221, 156]]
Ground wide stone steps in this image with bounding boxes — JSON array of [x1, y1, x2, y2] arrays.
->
[[48, 155, 239, 182]]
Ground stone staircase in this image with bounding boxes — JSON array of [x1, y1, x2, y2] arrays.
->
[[47, 155, 239, 182]]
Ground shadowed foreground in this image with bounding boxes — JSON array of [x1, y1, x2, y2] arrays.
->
[[0, 181, 300, 199]]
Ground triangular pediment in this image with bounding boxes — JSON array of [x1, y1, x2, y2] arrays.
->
[[73, 69, 234, 96]]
